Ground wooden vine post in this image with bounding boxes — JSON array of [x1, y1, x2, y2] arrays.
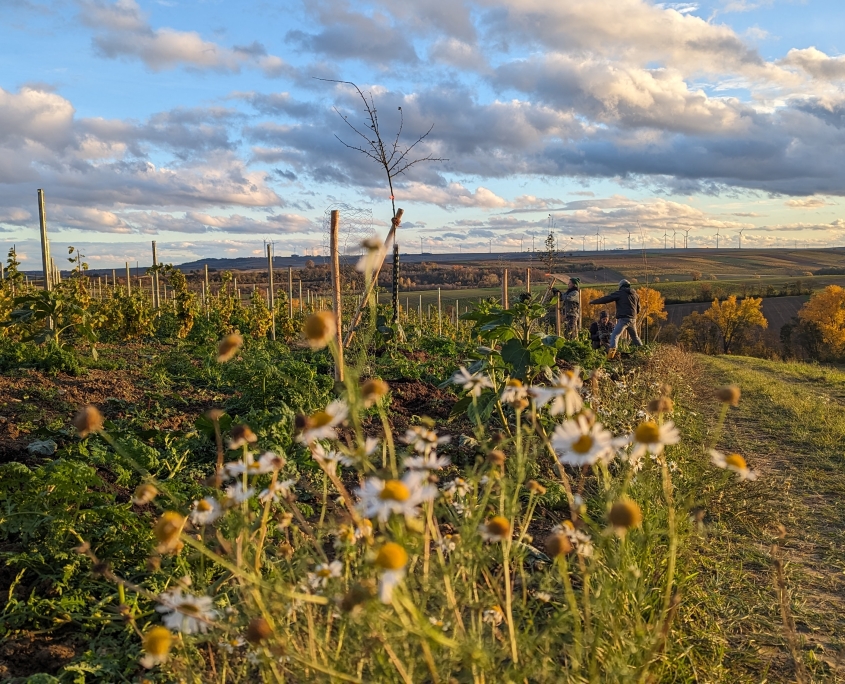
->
[[392, 241, 399, 323], [125, 262, 132, 296], [330, 210, 344, 382], [502, 268, 509, 309], [151, 241, 160, 309]]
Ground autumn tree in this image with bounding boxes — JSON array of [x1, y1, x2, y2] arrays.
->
[[703, 295, 768, 354], [637, 287, 667, 341], [797, 285, 845, 357], [678, 311, 720, 354]]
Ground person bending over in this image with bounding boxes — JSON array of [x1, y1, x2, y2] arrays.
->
[[589, 280, 642, 353]]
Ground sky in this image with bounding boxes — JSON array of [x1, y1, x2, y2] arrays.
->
[[2, 0, 845, 269]]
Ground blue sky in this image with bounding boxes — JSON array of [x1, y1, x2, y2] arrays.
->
[[1, 0, 844, 268]]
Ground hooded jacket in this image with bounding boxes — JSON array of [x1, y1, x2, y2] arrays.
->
[[589, 286, 640, 319]]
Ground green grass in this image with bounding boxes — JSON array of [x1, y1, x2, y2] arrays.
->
[[674, 354, 845, 681]]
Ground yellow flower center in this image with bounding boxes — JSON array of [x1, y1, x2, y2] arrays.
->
[[608, 500, 643, 530], [506, 379, 523, 388], [571, 434, 594, 454], [153, 512, 186, 544], [634, 421, 661, 444], [143, 626, 172, 657], [178, 602, 202, 616], [379, 480, 411, 502], [375, 542, 408, 570], [197, 499, 213, 512], [485, 516, 511, 538], [725, 453, 747, 470], [317, 567, 332, 578], [309, 411, 333, 428], [304, 312, 336, 347]]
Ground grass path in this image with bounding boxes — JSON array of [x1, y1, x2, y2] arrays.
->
[[688, 355, 845, 681]]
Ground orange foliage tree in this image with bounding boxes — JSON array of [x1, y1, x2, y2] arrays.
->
[[797, 285, 845, 356], [703, 295, 767, 354], [637, 287, 667, 341]]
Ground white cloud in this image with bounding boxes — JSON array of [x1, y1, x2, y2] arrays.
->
[[780, 48, 845, 81], [78, 0, 292, 76]]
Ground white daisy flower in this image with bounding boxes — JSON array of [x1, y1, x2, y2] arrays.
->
[[356, 471, 437, 522], [554, 522, 594, 558], [402, 426, 450, 454], [190, 496, 222, 526], [479, 516, 511, 543], [551, 416, 615, 467], [156, 589, 218, 634], [258, 478, 297, 503], [435, 534, 457, 554], [333, 520, 373, 548], [627, 420, 680, 462], [535, 592, 552, 603], [297, 401, 349, 445], [482, 606, 504, 626], [375, 543, 408, 604], [310, 442, 348, 470], [500, 379, 528, 405], [709, 449, 758, 481], [223, 482, 255, 505], [528, 368, 584, 416], [219, 636, 246, 653], [450, 367, 494, 397], [404, 453, 450, 471], [307, 560, 343, 589], [442, 477, 470, 499], [356, 237, 387, 275]]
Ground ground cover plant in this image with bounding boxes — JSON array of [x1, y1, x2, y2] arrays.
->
[[1, 247, 842, 683]]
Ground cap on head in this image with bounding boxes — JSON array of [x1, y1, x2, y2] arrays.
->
[[619, 279, 631, 288], [599, 311, 608, 318]]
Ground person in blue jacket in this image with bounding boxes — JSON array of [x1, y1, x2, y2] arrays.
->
[[589, 280, 642, 353]]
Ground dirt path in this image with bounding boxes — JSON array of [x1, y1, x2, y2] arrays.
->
[[696, 355, 845, 681]]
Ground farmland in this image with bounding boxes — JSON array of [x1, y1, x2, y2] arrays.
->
[[1, 244, 844, 683]]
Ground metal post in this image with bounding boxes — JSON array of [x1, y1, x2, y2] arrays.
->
[[125, 262, 132, 296], [151, 241, 160, 308], [330, 210, 344, 382], [37, 189, 52, 292], [527, 268, 531, 295], [299, 280, 303, 313], [267, 244, 276, 341], [437, 287, 442, 336], [392, 241, 400, 324]]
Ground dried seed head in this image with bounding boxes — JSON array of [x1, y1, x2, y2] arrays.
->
[[361, 378, 389, 406], [132, 483, 158, 505], [647, 397, 674, 415], [153, 511, 186, 555], [340, 580, 376, 612], [229, 424, 257, 447], [544, 532, 573, 557], [527, 480, 547, 495], [205, 408, 225, 421], [216, 333, 243, 363], [716, 385, 741, 406], [375, 542, 408, 571], [246, 617, 272, 644], [143, 626, 172, 658], [483, 516, 511, 540], [304, 311, 336, 349], [608, 499, 643, 531], [487, 449, 507, 467], [73, 405, 103, 438]]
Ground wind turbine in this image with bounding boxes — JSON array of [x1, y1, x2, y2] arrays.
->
[[684, 228, 691, 248], [626, 227, 633, 250], [663, 230, 669, 249], [672, 228, 677, 249], [595, 229, 601, 251], [737, 228, 745, 249], [715, 229, 721, 249], [582, 236, 587, 252]]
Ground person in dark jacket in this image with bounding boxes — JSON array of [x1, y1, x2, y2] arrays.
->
[[589, 311, 614, 349], [589, 280, 642, 351]]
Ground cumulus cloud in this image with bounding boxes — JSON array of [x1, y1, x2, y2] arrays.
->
[[780, 48, 845, 81], [785, 197, 833, 209], [78, 0, 293, 76]]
